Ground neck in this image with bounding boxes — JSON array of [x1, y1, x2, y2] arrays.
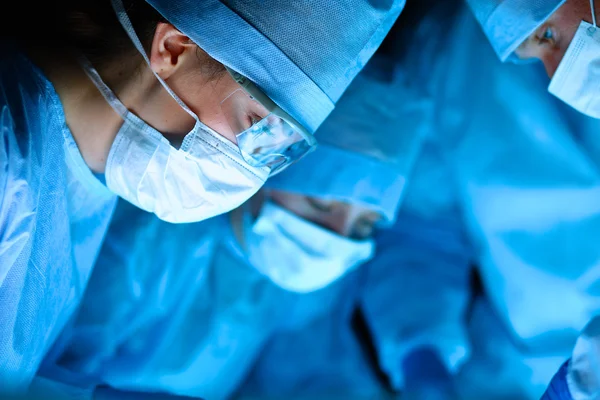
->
[[27, 47, 127, 173], [26, 47, 181, 173]]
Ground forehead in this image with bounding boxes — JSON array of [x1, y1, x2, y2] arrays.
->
[[468, 0, 567, 60]]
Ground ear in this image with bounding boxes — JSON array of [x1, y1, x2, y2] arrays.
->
[[149, 22, 196, 79]]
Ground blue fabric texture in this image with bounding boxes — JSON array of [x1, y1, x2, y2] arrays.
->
[[456, 298, 568, 400], [465, 0, 566, 61], [52, 200, 386, 399], [360, 210, 473, 391], [330, 3, 472, 392], [442, 7, 600, 353], [53, 202, 274, 400], [0, 43, 117, 394], [401, 347, 459, 400], [53, 201, 226, 394], [355, 2, 600, 398], [146, 0, 405, 133], [237, 268, 388, 399], [266, 52, 431, 223], [416, 5, 600, 398]]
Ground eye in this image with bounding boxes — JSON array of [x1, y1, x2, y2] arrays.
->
[[537, 25, 557, 46], [352, 221, 373, 238], [307, 198, 336, 213], [247, 114, 260, 127], [246, 113, 266, 133]]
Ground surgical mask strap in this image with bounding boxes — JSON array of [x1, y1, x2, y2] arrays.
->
[[79, 57, 129, 120], [591, 0, 597, 28], [110, 0, 199, 124]]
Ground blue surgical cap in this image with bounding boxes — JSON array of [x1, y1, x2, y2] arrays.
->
[[146, 0, 405, 134], [266, 57, 431, 224], [466, 0, 566, 61]]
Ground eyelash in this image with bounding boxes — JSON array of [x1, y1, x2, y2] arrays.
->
[[246, 113, 262, 128], [538, 26, 556, 46], [307, 198, 334, 213]]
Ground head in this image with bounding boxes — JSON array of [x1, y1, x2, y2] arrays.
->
[[20, 0, 406, 224], [18, 0, 406, 138], [261, 53, 430, 233], [233, 42, 429, 293], [467, 0, 597, 78], [38, 0, 264, 144], [516, 0, 596, 77], [29, 0, 406, 173]]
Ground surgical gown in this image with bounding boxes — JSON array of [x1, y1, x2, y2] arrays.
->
[[54, 200, 391, 399], [349, 1, 600, 397], [0, 42, 117, 395], [237, 266, 391, 399], [415, 4, 600, 398], [52, 200, 289, 399]]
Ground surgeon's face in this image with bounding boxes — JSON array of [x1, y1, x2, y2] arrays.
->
[[145, 23, 267, 145], [516, 0, 593, 77], [269, 191, 382, 240]]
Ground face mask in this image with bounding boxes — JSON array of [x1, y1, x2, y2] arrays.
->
[[548, 1, 600, 118], [82, 63, 269, 223], [80, 1, 270, 223], [243, 201, 375, 293]]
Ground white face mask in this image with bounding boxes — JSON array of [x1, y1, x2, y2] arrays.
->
[[82, 63, 269, 223], [548, 2, 600, 118], [243, 201, 375, 293], [80, 0, 270, 223]]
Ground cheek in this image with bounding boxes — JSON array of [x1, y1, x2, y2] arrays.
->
[[544, 48, 568, 78], [171, 73, 239, 144], [198, 108, 238, 144]]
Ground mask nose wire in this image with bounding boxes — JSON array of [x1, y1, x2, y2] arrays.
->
[[591, 0, 597, 27]]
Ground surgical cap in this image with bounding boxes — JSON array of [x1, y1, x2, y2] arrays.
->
[[146, 0, 405, 134], [266, 57, 431, 224], [466, 0, 566, 61]]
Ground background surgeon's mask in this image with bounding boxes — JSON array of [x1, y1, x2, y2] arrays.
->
[[244, 201, 375, 293], [548, 1, 600, 118]]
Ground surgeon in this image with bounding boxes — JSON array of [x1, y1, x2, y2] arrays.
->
[[0, 0, 404, 395], [435, 0, 600, 398], [299, 0, 600, 398], [337, 2, 474, 397], [239, 4, 474, 398], [45, 43, 426, 399], [466, 0, 600, 118]]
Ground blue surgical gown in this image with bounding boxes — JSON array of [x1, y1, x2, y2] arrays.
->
[[346, 2, 600, 397], [53, 199, 390, 399], [54, 201, 270, 399], [0, 43, 117, 394], [237, 266, 389, 399], [417, 6, 600, 399]]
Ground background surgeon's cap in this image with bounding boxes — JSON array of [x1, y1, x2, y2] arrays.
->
[[146, 0, 405, 134], [466, 0, 566, 61], [265, 56, 432, 225]]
